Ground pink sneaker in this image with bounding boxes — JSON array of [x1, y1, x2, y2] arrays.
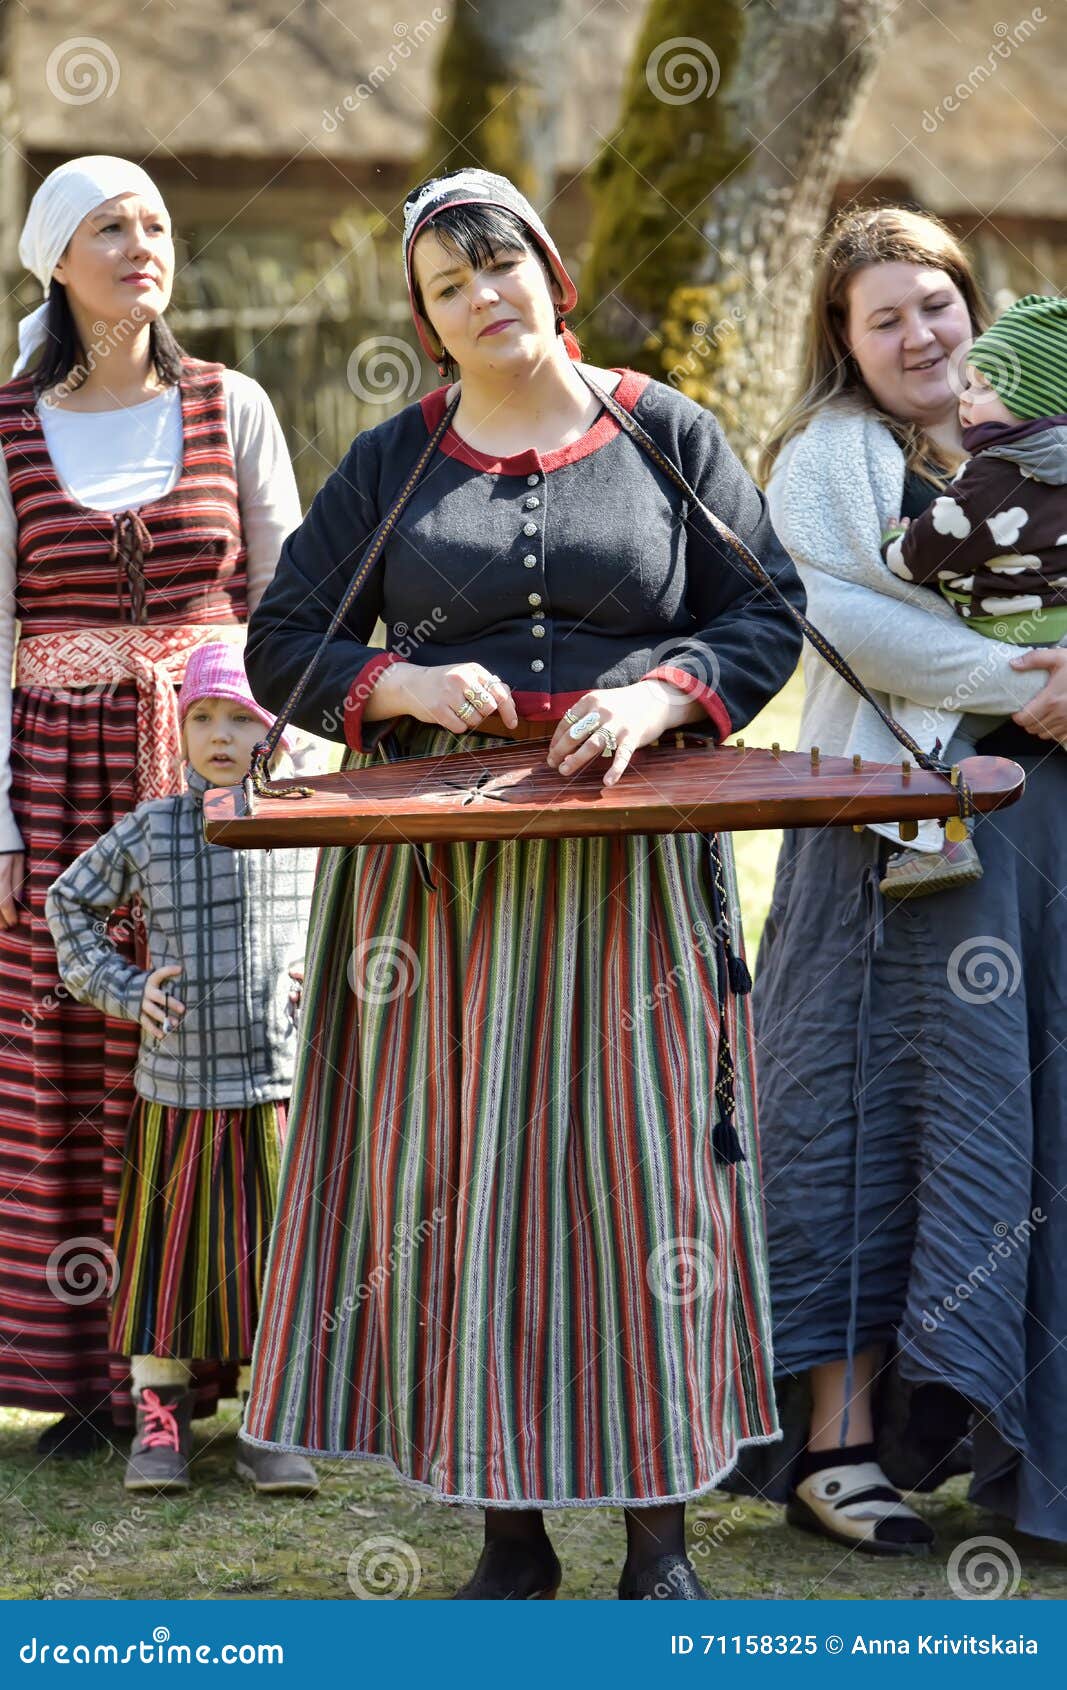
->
[[880, 835, 983, 901]]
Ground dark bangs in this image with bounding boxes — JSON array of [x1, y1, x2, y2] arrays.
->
[[407, 200, 551, 316]]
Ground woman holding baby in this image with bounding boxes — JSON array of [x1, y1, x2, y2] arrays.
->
[[731, 206, 1067, 1553]]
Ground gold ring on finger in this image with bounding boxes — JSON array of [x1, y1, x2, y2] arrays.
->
[[594, 727, 618, 758], [457, 699, 476, 720]]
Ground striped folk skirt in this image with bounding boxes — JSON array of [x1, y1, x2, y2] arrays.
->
[[243, 729, 780, 1506], [109, 1097, 284, 1363]]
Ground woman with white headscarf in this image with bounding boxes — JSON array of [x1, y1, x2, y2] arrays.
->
[[0, 156, 302, 1464]]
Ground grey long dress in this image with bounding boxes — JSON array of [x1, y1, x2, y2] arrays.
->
[[729, 472, 1067, 1543]]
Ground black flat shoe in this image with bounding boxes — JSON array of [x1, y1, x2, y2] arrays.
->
[[451, 1537, 562, 1600], [618, 1551, 707, 1599], [36, 1409, 119, 1460]]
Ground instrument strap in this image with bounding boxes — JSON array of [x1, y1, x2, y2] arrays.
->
[[576, 368, 970, 815], [248, 370, 971, 825]]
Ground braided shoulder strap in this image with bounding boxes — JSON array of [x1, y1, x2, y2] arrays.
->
[[576, 368, 971, 823], [245, 393, 460, 800]]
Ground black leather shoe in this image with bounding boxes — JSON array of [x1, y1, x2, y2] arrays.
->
[[36, 1410, 118, 1460], [451, 1537, 562, 1600], [618, 1551, 707, 1599]]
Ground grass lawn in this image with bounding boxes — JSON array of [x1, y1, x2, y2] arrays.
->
[[5, 668, 1064, 1600]]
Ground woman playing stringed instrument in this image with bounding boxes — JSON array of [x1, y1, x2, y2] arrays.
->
[[239, 168, 806, 1599]]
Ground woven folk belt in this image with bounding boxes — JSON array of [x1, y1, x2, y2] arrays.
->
[[16, 623, 245, 803]]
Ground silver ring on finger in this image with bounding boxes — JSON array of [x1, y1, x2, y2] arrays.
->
[[456, 699, 476, 720], [594, 726, 618, 759], [160, 1015, 173, 1038], [569, 710, 602, 741]]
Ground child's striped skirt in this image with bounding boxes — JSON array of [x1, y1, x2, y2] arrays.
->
[[243, 727, 780, 1506], [109, 1097, 285, 1362]]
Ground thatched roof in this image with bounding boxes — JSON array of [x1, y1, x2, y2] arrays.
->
[[13, 0, 1066, 220]]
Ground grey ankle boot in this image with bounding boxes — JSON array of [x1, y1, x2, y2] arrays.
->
[[235, 1397, 319, 1496], [124, 1385, 194, 1492]]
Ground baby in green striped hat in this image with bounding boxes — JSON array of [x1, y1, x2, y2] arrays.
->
[[879, 293, 1067, 899]]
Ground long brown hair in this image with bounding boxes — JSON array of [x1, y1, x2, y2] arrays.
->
[[759, 206, 991, 487]]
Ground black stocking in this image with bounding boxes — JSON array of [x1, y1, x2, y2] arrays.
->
[[483, 1506, 551, 1548], [623, 1503, 687, 1572]]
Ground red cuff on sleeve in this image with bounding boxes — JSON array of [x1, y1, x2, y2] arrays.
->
[[641, 665, 732, 744], [343, 653, 410, 752]]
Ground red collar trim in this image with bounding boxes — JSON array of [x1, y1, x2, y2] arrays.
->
[[418, 368, 649, 474]]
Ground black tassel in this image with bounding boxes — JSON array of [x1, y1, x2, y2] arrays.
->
[[727, 952, 752, 995], [712, 1113, 746, 1166]]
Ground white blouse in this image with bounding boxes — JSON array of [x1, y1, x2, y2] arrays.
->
[[0, 368, 302, 853]]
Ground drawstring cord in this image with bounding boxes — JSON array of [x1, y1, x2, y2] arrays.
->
[[838, 856, 887, 1441], [111, 510, 153, 625], [705, 830, 752, 1167]]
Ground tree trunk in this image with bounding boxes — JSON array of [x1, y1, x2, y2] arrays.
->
[[416, 0, 566, 207], [0, 1, 24, 374], [581, 0, 895, 463]]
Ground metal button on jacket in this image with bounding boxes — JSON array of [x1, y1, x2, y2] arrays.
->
[[523, 521, 538, 537], [528, 593, 542, 606], [531, 624, 546, 638], [527, 473, 540, 486], [530, 658, 544, 672], [524, 496, 540, 509], [523, 554, 537, 568]]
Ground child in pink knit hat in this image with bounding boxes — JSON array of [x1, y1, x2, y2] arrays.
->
[[45, 641, 316, 1498], [178, 640, 296, 772]]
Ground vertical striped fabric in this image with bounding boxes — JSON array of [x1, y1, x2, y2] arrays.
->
[[0, 359, 248, 1414], [244, 727, 780, 1507], [110, 1098, 284, 1362]]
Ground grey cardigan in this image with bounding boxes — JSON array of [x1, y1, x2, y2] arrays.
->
[[45, 766, 316, 1109]]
